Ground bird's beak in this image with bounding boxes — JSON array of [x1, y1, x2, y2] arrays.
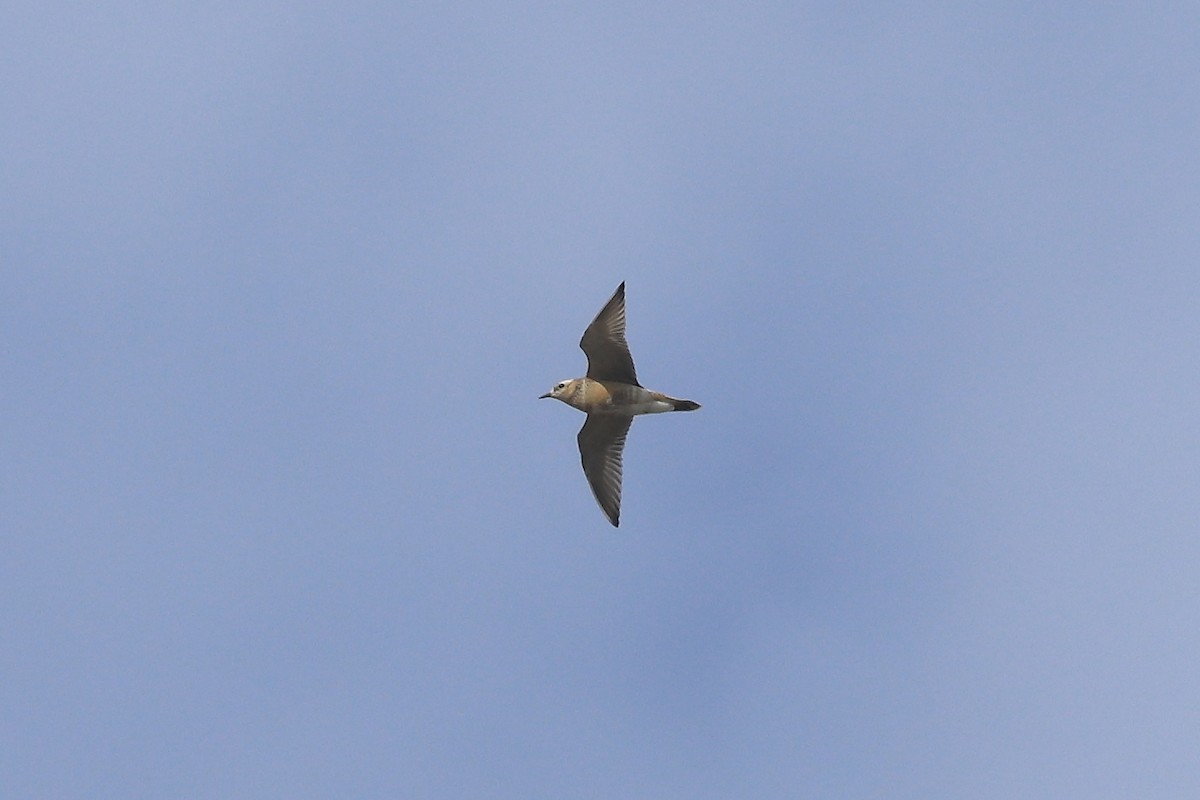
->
[[539, 392, 552, 399]]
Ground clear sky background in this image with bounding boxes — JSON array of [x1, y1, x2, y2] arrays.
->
[[4, 4, 1199, 798]]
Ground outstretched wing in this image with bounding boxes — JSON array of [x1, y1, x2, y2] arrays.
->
[[576, 414, 633, 527], [580, 282, 640, 386]]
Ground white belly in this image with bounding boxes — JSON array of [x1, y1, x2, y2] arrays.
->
[[625, 400, 674, 415]]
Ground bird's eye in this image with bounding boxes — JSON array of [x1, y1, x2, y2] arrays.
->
[[556, 383, 565, 390]]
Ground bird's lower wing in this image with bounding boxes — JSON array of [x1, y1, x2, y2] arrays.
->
[[576, 415, 632, 527]]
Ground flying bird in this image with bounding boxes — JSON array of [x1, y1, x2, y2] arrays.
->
[[540, 282, 700, 526]]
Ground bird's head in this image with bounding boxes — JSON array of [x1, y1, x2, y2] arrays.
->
[[539, 379, 576, 401]]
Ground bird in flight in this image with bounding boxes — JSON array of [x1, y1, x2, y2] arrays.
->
[[540, 282, 700, 526]]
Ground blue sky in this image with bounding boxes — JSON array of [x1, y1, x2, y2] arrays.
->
[[4, 3, 1199, 797]]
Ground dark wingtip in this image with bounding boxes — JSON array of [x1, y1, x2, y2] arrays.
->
[[673, 399, 701, 412]]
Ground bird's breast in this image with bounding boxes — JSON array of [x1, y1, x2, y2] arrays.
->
[[570, 379, 611, 412]]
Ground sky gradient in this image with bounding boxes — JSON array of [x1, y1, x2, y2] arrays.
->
[[4, 4, 1200, 798]]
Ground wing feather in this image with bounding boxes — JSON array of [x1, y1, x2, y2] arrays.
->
[[579, 282, 639, 386], [576, 415, 632, 527]]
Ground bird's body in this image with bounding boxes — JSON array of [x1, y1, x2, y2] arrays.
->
[[540, 282, 700, 526], [547, 378, 696, 416]]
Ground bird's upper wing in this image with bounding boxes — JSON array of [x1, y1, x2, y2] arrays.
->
[[576, 414, 632, 527], [580, 282, 640, 386]]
